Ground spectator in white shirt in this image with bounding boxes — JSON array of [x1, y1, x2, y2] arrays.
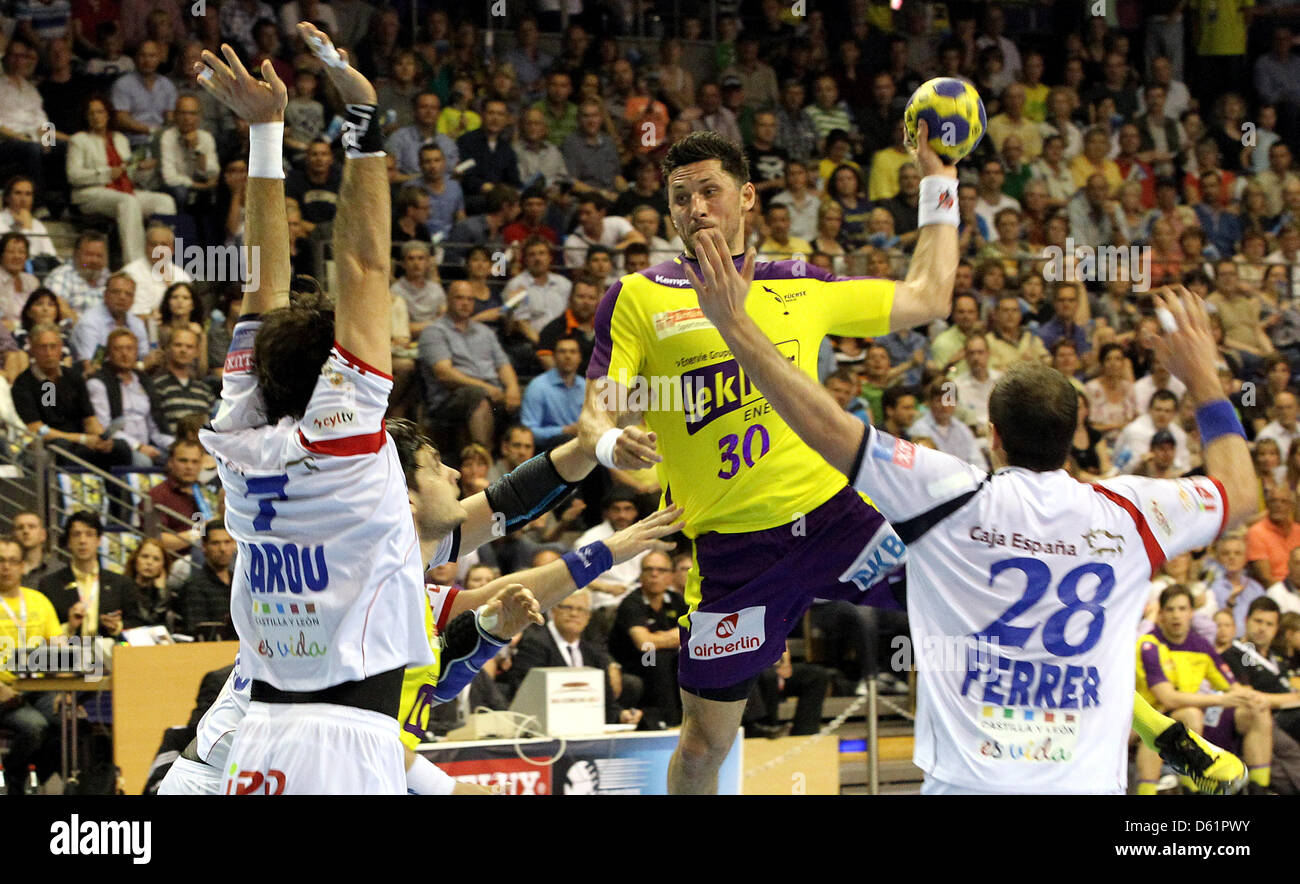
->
[[562, 194, 639, 269], [391, 241, 446, 338], [1258, 390, 1300, 463], [0, 39, 50, 195], [628, 205, 673, 264], [1132, 361, 1187, 413], [121, 221, 191, 325], [909, 377, 985, 467], [572, 489, 647, 626], [0, 176, 54, 258], [1112, 388, 1191, 474], [974, 157, 1020, 234], [1267, 547, 1300, 616], [770, 158, 819, 241], [0, 232, 38, 326], [951, 331, 1002, 432], [503, 238, 571, 347], [158, 94, 219, 212]]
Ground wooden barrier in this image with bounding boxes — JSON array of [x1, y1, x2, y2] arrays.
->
[[742, 735, 839, 795], [112, 642, 238, 794]]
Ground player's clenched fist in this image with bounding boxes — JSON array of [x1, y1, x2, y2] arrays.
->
[[613, 426, 661, 469], [478, 583, 543, 640]]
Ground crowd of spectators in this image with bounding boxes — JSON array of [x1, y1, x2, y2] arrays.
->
[[3, 0, 1300, 792]]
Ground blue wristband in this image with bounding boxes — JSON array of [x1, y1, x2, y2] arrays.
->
[[562, 541, 614, 587], [1195, 399, 1246, 446]]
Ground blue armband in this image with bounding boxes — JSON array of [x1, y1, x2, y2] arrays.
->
[[562, 541, 613, 588], [1195, 399, 1246, 446], [431, 607, 508, 704]]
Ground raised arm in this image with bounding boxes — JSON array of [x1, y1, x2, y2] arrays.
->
[[887, 119, 960, 331], [298, 22, 391, 373], [689, 230, 866, 477], [196, 45, 291, 316], [1150, 287, 1259, 529]]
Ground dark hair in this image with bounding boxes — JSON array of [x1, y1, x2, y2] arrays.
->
[[253, 290, 337, 424], [571, 273, 601, 293], [623, 241, 650, 260], [0, 532, 19, 555], [826, 367, 858, 387], [1158, 583, 1194, 610], [661, 130, 749, 186], [554, 332, 584, 351], [882, 384, 917, 414], [20, 287, 63, 331], [168, 437, 203, 458], [61, 510, 104, 547], [1150, 389, 1178, 408], [199, 518, 228, 541], [2, 175, 33, 204], [73, 230, 109, 252], [485, 185, 519, 214], [387, 417, 434, 488], [81, 93, 116, 131], [988, 362, 1077, 471], [1097, 341, 1125, 367], [0, 231, 29, 260], [1248, 596, 1281, 618], [159, 282, 202, 325], [828, 163, 864, 200]]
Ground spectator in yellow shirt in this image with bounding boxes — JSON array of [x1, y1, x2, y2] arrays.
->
[[757, 204, 813, 261], [868, 113, 911, 201], [437, 77, 482, 139], [1070, 127, 1124, 195], [987, 83, 1044, 161], [0, 534, 65, 796]]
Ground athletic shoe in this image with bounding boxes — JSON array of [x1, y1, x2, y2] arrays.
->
[[1153, 722, 1248, 795]]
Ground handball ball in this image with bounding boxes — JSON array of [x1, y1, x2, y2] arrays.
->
[[903, 77, 986, 164]]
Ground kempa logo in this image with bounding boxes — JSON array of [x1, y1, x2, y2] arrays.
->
[[689, 606, 765, 659], [654, 274, 692, 287], [50, 815, 151, 864]]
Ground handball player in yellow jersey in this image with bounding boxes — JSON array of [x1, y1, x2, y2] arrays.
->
[[578, 121, 960, 793]]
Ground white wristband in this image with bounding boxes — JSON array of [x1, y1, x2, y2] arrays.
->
[[248, 122, 285, 180], [595, 427, 623, 470], [918, 176, 959, 228]]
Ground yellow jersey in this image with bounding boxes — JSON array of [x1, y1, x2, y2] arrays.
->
[[587, 255, 894, 538], [0, 587, 64, 685], [398, 584, 458, 751], [1135, 626, 1235, 711]]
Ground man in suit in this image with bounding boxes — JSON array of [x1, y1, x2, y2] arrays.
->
[[503, 587, 644, 726], [38, 511, 141, 639], [456, 98, 522, 215]]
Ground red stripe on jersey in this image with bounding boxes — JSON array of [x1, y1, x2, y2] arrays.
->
[[296, 424, 387, 456], [1208, 476, 1229, 536], [431, 585, 459, 633], [332, 341, 395, 381], [1091, 484, 1165, 576]]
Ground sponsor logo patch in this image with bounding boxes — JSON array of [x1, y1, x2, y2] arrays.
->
[[688, 606, 765, 660]]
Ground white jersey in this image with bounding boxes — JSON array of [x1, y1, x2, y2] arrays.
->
[[191, 532, 459, 774], [199, 318, 429, 692], [850, 426, 1228, 794]]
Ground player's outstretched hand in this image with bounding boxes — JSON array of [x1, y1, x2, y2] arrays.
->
[[1149, 285, 1221, 402], [196, 44, 287, 123], [906, 118, 959, 180], [297, 21, 376, 105], [479, 583, 543, 640], [685, 227, 756, 332], [605, 505, 685, 564]]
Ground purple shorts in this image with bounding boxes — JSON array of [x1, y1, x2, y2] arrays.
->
[[1202, 706, 1240, 754], [678, 486, 905, 692]]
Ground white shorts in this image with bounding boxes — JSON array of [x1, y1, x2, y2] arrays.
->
[[157, 756, 223, 796], [221, 701, 406, 795]]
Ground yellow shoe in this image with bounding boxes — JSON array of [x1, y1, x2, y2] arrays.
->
[[1153, 722, 1247, 795]]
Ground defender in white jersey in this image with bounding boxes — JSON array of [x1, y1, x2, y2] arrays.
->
[[190, 28, 428, 795], [689, 241, 1258, 793]]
